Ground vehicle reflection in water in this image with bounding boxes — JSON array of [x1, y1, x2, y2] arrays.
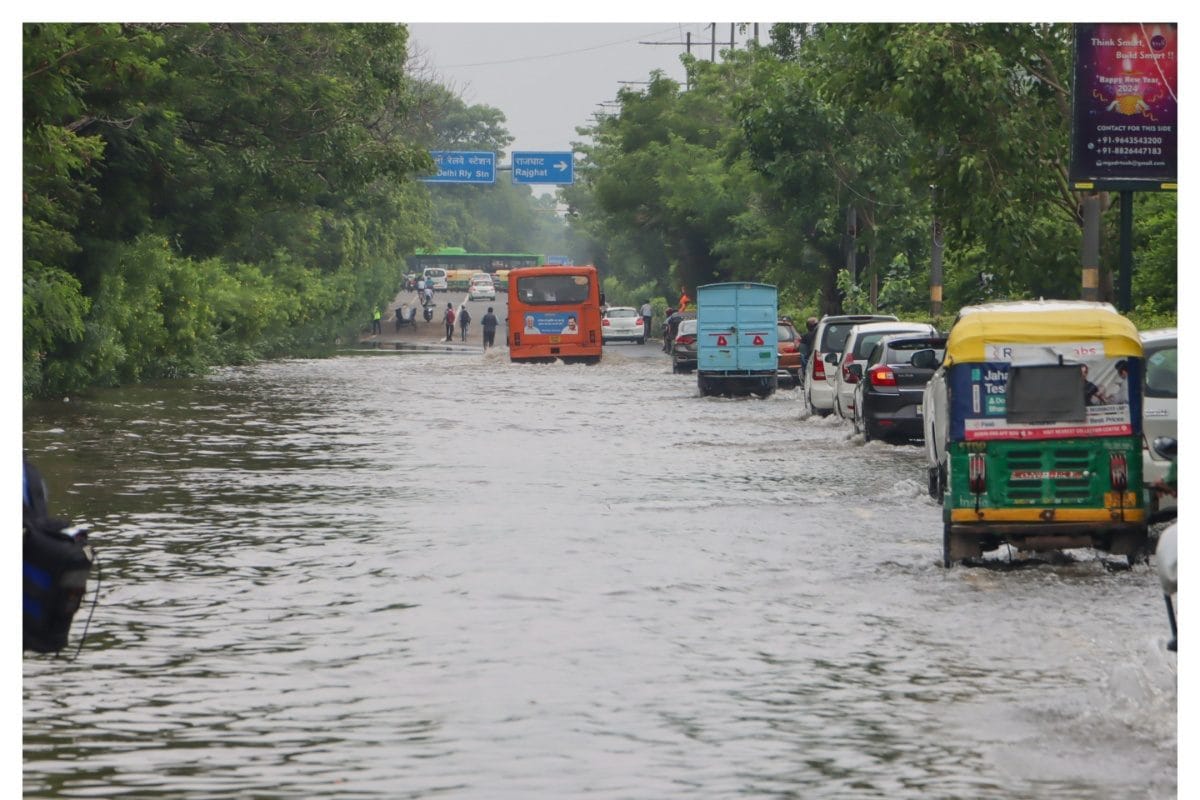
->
[[22, 350, 1177, 799]]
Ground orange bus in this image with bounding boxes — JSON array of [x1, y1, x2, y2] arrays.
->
[[507, 264, 604, 364]]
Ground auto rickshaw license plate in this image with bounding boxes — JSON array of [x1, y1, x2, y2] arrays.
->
[[549, 335, 561, 343]]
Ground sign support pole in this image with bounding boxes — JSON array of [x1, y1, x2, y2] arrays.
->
[[1081, 193, 1101, 302], [1118, 191, 1134, 312]]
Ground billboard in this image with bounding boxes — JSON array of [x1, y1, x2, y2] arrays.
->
[[1069, 23, 1177, 190]]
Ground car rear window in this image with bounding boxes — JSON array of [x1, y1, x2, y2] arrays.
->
[[820, 323, 857, 354], [606, 308, 638, 319], [853, 328, 930, 359], [777, 324, 796, 342], [1144, 343, 1177, 399], [678, 319, 697, 335]]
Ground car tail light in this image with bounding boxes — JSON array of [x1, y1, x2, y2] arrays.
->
[[842, 356, 859, 384], [602, 318, 611, 326], [513, 333, 521, 346], [1110, 452, 1128, 492], [813, 354, 826, 380], [676, 334, 696, 345], [868, 365, 897, 387], [968, 453, 987, 494]]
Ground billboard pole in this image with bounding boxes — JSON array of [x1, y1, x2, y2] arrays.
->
[[1080, 194, 1101, 302], [1118, 191, 1134, 312]]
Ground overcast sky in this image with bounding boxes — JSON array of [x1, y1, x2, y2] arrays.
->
[[406, 22, 768, 192]]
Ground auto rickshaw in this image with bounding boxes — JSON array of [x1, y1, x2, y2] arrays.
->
[[923, 300, 1148, 566]]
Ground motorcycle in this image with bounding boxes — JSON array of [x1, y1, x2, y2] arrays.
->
[[422, 295, 435, 322]]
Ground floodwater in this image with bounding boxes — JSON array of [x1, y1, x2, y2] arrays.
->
[[23, 346, 1178, 799]]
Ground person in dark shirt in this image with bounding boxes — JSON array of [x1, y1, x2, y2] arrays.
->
[[799, 317, 818, 369], [481, 306, 499, 348]]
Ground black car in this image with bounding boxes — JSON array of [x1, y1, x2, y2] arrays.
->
[[852, 334, 946, 442]]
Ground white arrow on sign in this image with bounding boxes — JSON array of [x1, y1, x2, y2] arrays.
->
[[554, 161, 568, 171]]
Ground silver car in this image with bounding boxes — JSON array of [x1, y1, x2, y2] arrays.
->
[[671, 318, 698, 373], [829, 321, 938, 421], [802, 314, 897, 416], [1141, 328, 1177, 517]]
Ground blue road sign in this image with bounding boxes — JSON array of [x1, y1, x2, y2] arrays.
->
[[511, 151, 574, 185], [421, 151, 495, 184]]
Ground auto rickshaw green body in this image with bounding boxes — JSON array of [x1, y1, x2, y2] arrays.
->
[[928, 301, 1148, 565]]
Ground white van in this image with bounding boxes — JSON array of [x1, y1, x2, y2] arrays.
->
[[422, 267, 448, 292]]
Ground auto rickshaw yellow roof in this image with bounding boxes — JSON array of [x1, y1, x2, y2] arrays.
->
[[944, 300, 1143, 365]]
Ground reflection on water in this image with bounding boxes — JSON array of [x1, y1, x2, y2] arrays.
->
[[23, 351, 1177, 799]]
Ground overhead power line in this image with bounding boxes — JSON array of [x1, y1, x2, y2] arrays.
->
[[439, 24, 686, 68]]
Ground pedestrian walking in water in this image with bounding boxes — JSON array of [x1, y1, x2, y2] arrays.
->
[[443, 302, 456, 342], [458, 304, 471, 341], [639, 300, 653, 340], [481, 306, 499, 349], [371, 307, 382, 335]]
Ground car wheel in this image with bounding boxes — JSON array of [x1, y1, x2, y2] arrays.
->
[[862, 418, 872, 442], [942, 521, 954, 568], [639, 337, 646, 345], [928, 467, 940, 500]]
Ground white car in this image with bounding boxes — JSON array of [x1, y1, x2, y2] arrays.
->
[[422, 267, 448, 292], [802, 314, 897, 416], [1141, 328, 1176, 517], [602, 306, 646, 344], [468, 274, 496, 301], [828, 321, 937, 420]]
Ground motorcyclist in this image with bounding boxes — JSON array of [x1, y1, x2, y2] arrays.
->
[[661, 307, 677, 353]]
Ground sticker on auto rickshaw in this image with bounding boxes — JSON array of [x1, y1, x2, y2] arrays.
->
[[950, 346, 1140, 442]]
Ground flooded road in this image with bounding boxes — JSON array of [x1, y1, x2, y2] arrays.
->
[[23, 347, 1178, 799]]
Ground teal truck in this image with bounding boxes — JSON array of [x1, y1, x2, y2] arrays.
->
[[696, 282, 778, 398]]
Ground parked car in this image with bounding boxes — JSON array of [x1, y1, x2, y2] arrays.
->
[[468, 273, 496, 301], [662, 310, 695, 354], [852, 334, 947, 442], [829, 321, 937, 421], [802, 314, 897, 416], [602, 306, 646, 344], [1141, 328, 1177, 518], [776, 318, 802, 387], [672, 318, 699, 373]]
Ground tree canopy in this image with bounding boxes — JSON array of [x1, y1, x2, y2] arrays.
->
[[565, 23, 1175, 323], [22, 23, 570, 397]]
